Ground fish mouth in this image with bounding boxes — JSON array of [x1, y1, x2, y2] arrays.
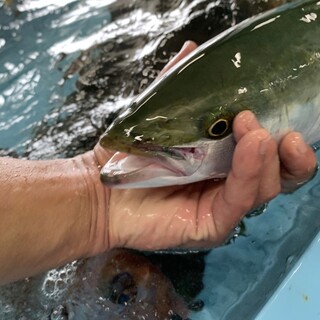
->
[[119, 140, 202, 160], [135, 142, 204, 160], [100, 144, 207, 189]]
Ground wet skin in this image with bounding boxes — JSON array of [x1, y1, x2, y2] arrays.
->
[[91, 41, 318, 250], [0, 41, 317, 286]]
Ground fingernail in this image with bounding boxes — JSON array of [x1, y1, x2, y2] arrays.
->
[[180, 41, 190, 52], [238, 111, 261, 131], [293, 133, 308, 155]]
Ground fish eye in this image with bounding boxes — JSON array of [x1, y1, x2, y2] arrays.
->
[[205, 110, 235, 139], [108, 272, 137, 305], [207, 118, 229, 137], [116, 292, 131, 305]]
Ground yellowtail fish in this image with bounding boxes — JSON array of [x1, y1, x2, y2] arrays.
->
[[65, 249, 188, 320], [100, 0, 320, 188]]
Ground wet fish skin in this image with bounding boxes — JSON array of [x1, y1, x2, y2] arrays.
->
[[100, 0, 320, 188], [64, 249, 188, 320]]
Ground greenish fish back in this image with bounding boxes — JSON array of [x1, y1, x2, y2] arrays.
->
[[101, 0, 320, 153]]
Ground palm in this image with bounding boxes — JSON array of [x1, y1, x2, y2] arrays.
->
[[109, 181, 216, 250], [106, 127, 269, 250]]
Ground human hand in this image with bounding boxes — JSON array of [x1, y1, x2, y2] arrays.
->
[[87, 41, 317, 252], [0, 41, 315, 285]]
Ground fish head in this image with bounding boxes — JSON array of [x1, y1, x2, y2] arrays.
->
[[101, 93, 236, 149], [99, 45, 249, 188], [102, 103, 235, 151], [99, 80, 238, 188]]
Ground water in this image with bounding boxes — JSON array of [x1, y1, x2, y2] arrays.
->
[[1, 0, 320, 319], [0, 0, 114, 156]]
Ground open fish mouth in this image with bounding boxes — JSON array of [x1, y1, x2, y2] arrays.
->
[[100, 145, 207, 189], [119, 140, 202, 160]]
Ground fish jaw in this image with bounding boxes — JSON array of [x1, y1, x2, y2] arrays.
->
[[100, 151, 205, 188], [100, 135, 235, 188]]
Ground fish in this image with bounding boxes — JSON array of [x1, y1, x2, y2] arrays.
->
[[97, 249, 188, 320], [100, 0, 320, 188], [61, 249, 188, 320]]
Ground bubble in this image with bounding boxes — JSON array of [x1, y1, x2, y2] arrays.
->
[[41, 263, 78, 302], [43, 279, 55, 295]]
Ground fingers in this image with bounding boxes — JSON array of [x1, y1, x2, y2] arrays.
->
[[211, 111, 282, 240], [212, 110, 317, 241], [232, 110, 262, 142], [212, 128, 280, 239], [234, 110, 317, 192], [158, 40, 198, 77], [279, 132, 317, 192], [233, 111, 281, 202]]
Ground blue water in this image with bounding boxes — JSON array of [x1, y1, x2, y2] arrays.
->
[[1, 0, 320, 319], [255, 230, 320, 319], [0, 0, 111, 153]]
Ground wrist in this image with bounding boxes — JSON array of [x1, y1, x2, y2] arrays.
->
[[0, 155, 110, 284], [75, 150, 110, 256]]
